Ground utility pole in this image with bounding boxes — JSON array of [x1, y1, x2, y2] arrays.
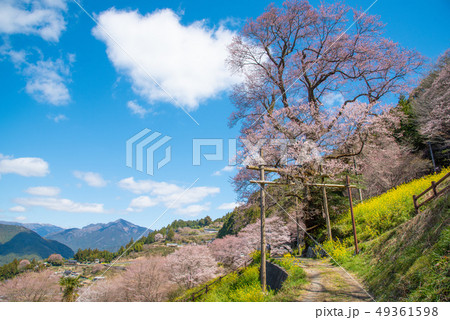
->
[[346, 175, 359, 254], [353, 155, 363, 202], [321, 180, 332, 240], [428, 142, 437, 173], [319, 165, 332, 240], [295, 196, 302, 255], [259, 150, 267, 292], [248, 164, 359, 251]]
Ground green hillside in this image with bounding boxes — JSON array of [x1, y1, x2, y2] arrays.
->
[[334, 168, 450, 241], [322, 169, 450, 301], [0, 224, 28, 244], [0, 224, 74, 265]]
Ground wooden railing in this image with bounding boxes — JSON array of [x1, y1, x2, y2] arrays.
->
[[177, 258, 253, 302], [413, 172, 450, 214]]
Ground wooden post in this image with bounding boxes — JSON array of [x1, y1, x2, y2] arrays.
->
[[346, 175, 359, 254], [295, 196, 301, 255], [259, 150, 267, 292], [431, 181, 437, 196], [412, 195, 418, 214], [322, 177, 332, 240]]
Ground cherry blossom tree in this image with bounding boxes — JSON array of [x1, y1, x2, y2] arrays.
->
[[411, 50, 450, 166], [358, 135, 431, 197], [154, 233, 164, 242], [80, 257, 169, 302], [228, 0, 424, 196], [0, 270, 60, 302], [238, 215, 292, 256], [209, 235, 251, 270], [47, 254, 63, 265], [166, 245, 218, 289], [18, 259, 31, 270]]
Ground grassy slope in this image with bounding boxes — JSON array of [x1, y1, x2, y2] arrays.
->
[[329, 170, 449, 301], [335, 168, 449, 241], [343, 193, 449, 301], [174, 255, 307, 302]]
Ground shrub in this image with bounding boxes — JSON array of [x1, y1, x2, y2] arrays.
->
[[18, 259, 31, 270], [47, 254, 64, 266], [319, 239, 353, 264], [92, 264, 104, 274]]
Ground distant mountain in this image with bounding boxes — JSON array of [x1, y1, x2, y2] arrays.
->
[[0, 220, 65, 237], [46, 219, 150, 252], [0, 224, 74, 266]]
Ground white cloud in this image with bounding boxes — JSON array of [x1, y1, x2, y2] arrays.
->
[[9, 206, 26, 213], [212, 165, 235, 176], [0, 155, 49, 177], [0, 44, 72, 105], [93, 8, 238, 110], [15, 197, 105, 213], [177, 203, 210, 216], [127, 100, 150, 118], [118, 177, 220, 215], [15, 216, 27, 221], [160, 186, 220, 207], [47, 114, 67, 123], [0, 1, 71, 105], [26, 186, 60, 196], [0, 0, 67, 42], [126, 195, 158, 212], [23, 57, 71, 105], [118, 177, 154, 194], [74, 171, 107, 187], [322, 92, 344, 107], [217, 202, 243, 210]]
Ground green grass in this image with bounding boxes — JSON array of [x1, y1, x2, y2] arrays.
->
[[270, 255, 308, 301], [175, 254, 307, 302], [335, 168, 449, 242], [187, 265, 275, 302], [327, 192, 449, 301]]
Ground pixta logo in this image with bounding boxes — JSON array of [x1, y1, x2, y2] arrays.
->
[[126, 129, 172, 176]]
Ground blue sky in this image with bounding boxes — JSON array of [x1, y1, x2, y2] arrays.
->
[[0, 0, 449, 229]]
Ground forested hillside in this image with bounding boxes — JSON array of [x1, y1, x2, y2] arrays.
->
[[0, 224, 74, 265]]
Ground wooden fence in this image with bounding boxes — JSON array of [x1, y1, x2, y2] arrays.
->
[[177, 259, 253, 302], [413, 171, 450, 214]]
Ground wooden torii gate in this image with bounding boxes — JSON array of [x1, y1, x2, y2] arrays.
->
[[247, 163, 361, 291]]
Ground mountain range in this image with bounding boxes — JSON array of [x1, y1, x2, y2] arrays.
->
[[0, 224, 74, 266], [45, 219, 150, 252], [0, 220, 65, 237]]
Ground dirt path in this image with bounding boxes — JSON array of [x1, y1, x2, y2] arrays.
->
[[295, 258, 373, 302]]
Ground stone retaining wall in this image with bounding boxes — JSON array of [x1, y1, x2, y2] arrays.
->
[[266, 261, 288, 291]]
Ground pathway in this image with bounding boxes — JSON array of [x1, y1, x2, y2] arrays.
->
[[295, 258, 373, 302]]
